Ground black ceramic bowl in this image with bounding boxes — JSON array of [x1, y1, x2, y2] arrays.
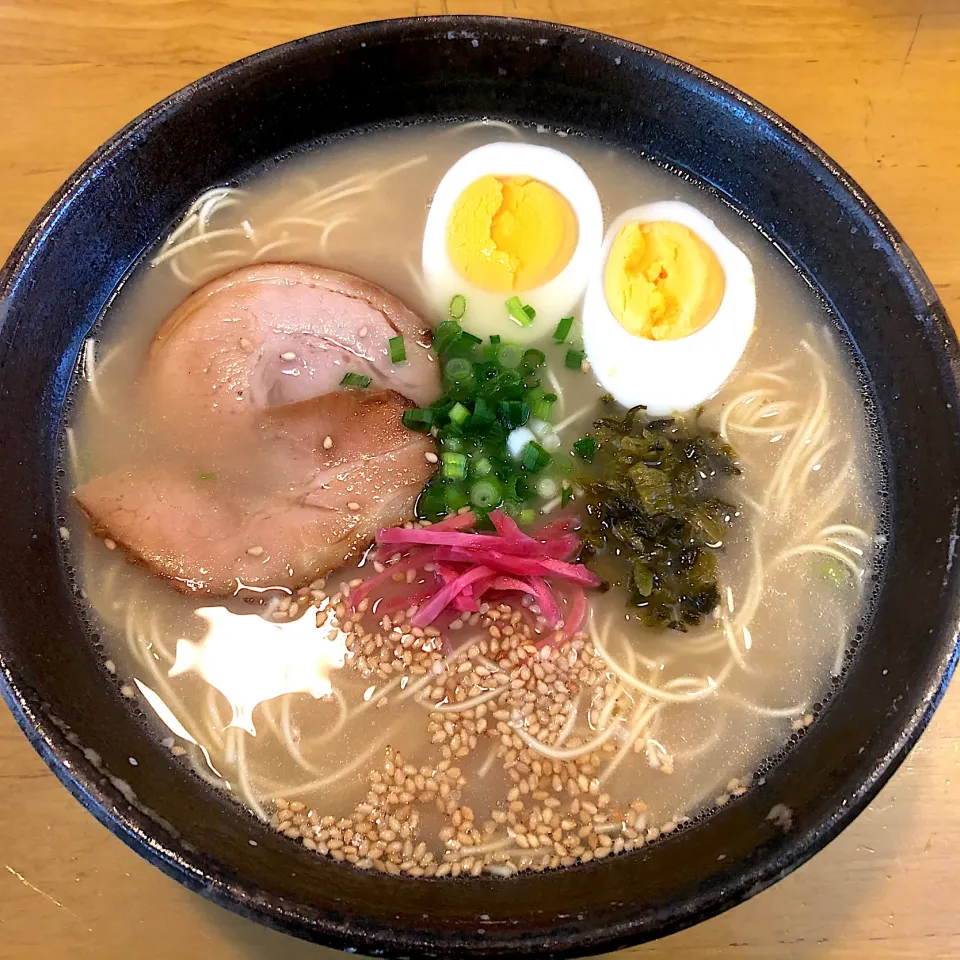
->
[[1, 15, 958, 958]]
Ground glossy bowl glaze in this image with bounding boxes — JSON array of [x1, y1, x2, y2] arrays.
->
[[1, 16, 958, 958]]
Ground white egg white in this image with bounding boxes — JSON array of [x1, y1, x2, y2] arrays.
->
[[582, 201, 756, 415], [421, 142, 603, 344]]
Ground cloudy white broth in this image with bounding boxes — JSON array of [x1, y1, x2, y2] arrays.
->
[[61, 122, 883, 878]]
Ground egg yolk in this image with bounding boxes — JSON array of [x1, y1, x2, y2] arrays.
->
[[446, 175, 578, 293], [604, 221, 725, 340]]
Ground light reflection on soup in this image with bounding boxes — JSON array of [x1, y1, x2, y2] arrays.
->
[[60, 121, 883, 878]]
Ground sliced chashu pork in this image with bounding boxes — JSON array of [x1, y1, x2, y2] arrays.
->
[[75, 391, 434, 594], [144, 262, 440, 427]]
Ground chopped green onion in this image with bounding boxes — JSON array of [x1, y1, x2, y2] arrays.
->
[[505, 296, 534, 327], [341, 372, 372, 388], [443, 357, 474, 382], [523, 348, 546, 370], [573, 436, 598, 461], [449, 402, 471, 426], [522, 303, 536, 321], [389, 335, 406, 364], [536, 476, 558, 499], [441, 452, 468, 480], [553, 316, 574, 342], [521, 440, 552, 473], [495, 369, 525, 398], [449, 294, 467, 320], [441, 434, 466, 453], [504, 473, 533, 502], [471, 456, 495, 478], [481, 342, 499, 364], [470, 478, 504, 510], [519, 508, 537, 526], [497, 343, 525, 370], [197, 471, 217, 481], [444, 482, 470, 511], [815, 555, 854, 586], [561, 484, 574, 507], [443, 357, 477, 401], [426, 475, 470, 520], [531, 395, 556, 422], [416, 481, 447, 521], [499, 400, 530, 429], [413, 307, 569, 523], [433, 320, 462, 356], [469, 396, 494, 425], [500, 498, 520, 518], [401, 407, 434, 431], [525, 384, 546, 403], [565, 349, 586, 371]]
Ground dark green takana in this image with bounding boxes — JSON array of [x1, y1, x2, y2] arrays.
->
[[577, 398, 741, 631]]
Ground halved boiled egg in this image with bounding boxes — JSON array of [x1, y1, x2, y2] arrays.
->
[[422, 143, 603, 343], [582, 201, 756, 415]]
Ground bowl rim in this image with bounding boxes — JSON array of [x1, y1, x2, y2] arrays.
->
[[2, 14, 958, 958]]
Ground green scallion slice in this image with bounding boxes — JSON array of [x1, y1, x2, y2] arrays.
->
[[531, 395, 556, 422], [433, 320, 462, 356], [443, 356, 475, 383], [341, 372, 372, 388], [519, 507, 537, 526], [441, 452, 468, 480], [561, 484, 574, 507], [471, 456, 495, 478], [489, 334, 501, 345], [573, 436, 598, 461], [401, 408, 434, 432], [497, 343, 525, 370], [499, 400, 530, 429], [448, 401, 471, 426], [505, 296, 533, 327], [445, 483, 470, 511], [503, 473, 524, 501], [553, 316, 574, 342], [470, 477, 504, 510], [389, 335, 406, 364], [522, 303, 536, 321], [449, 294, 467, 320], [471, 397, 496, 425], [523, 348, 546, 369], [564, 349, 586, 371], [521, 440, 552, 473]]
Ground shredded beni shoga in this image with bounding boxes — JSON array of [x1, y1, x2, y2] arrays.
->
[[349, 509, 600, 644]]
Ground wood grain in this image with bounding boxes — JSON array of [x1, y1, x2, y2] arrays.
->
[[1, 2, 959, 957]]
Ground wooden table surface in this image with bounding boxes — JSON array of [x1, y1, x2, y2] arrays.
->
[[1, 1, 959, 957]]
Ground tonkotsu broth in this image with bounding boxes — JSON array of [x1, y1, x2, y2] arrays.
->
[[61, 122, 882, 874]]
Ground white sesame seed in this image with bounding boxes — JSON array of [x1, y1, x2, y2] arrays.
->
[[281, 351, 297, 361], [103, 538, 116, 551], [424, 451, 439, 464], [323, 435, 334, 450], [246, 545, 264, 556], [347, 501, 361, 511]]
